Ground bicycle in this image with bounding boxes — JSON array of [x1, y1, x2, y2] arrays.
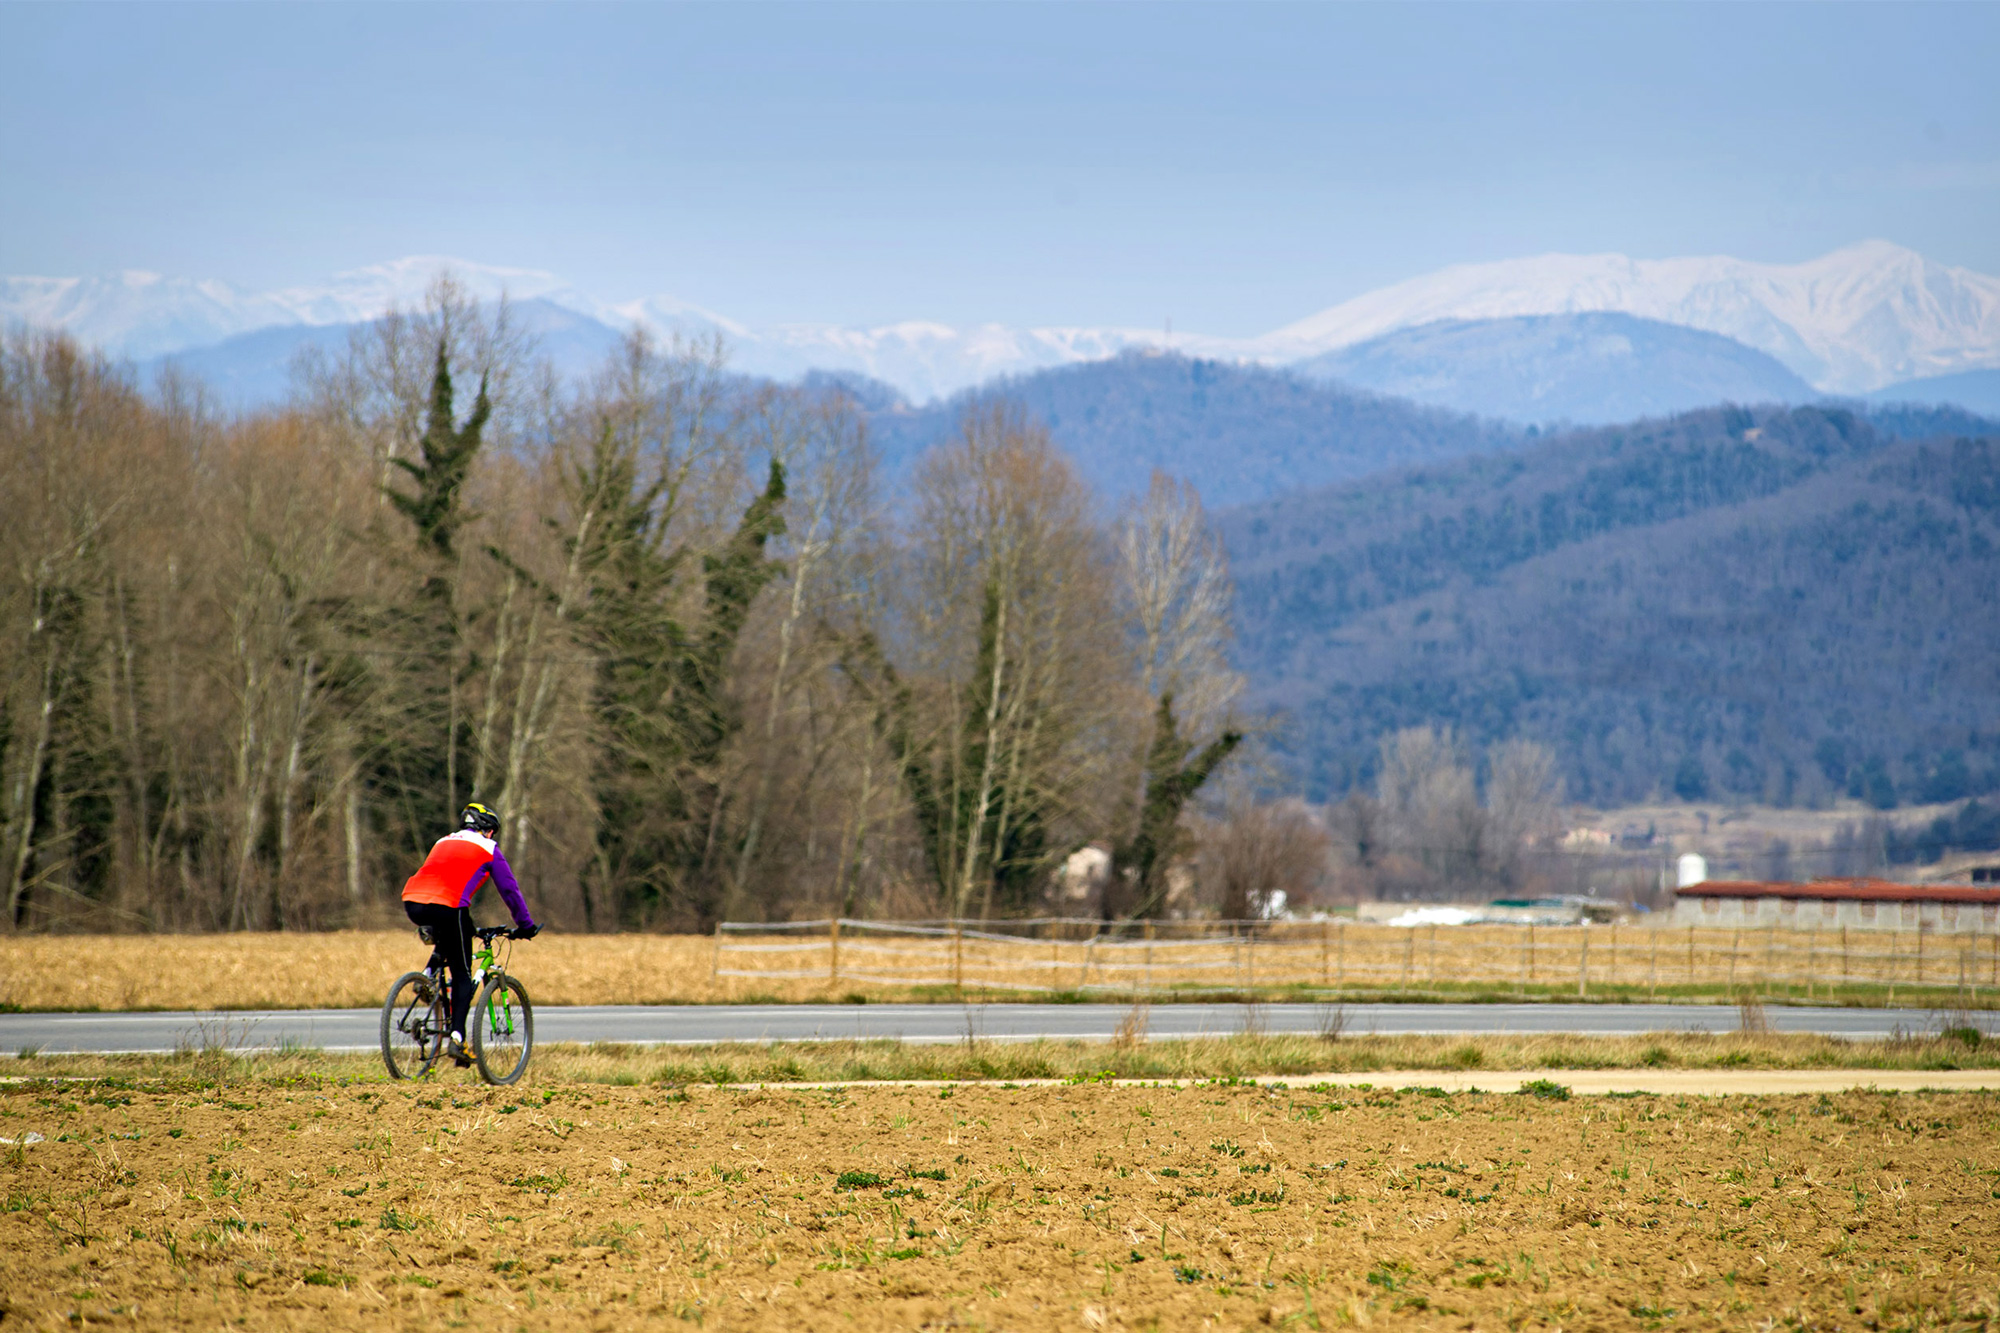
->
[[380, 924, 536, 1085]]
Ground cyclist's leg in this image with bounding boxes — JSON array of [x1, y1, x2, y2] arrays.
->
[[442, 906, 476, 1040], [405, 902, 475, 1040]]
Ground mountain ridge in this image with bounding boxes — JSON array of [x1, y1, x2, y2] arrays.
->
[[1216, 404, 2000, 806], [11, 240, 1999, 401], [1294, 312, 1819, 426]]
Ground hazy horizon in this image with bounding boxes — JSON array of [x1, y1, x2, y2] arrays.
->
[[5, 3, 1997, 336]]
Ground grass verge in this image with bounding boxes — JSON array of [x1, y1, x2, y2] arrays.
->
[[8, 1026, 2000, 1089]]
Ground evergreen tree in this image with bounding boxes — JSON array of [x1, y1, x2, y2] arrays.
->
[[840, 631, 950, 895], [386, 343, 492, 569], [376, 340, 492, 847], [581, 452, 787, 927], [1114, 693, 1241, 918]]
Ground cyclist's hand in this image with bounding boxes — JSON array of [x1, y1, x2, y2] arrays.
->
[[511, 923, 541, 940]]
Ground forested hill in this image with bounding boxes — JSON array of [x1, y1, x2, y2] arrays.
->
[[1216, 404, 2000, 807], [856, 352, 1524, 507]]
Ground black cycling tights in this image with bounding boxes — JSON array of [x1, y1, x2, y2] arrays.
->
[[404, 902, 475, 1040]]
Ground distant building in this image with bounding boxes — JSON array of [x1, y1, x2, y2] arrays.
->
[[1355, 896, 1621, 927], [1672, 878, 2000, 933]]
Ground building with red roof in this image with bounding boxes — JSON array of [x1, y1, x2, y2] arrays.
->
[[1672, 877, 2000, 933]]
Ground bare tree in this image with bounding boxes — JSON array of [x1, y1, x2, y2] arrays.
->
[[1196, 796, 1332, 919], [1483, 738, 1563, 887], [1115, 470, 1242, 735], [1375, 726, 1482, 891], [727, 385, 880, 916], [899, 403, 1130, 918]]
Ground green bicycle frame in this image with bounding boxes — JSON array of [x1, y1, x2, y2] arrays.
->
[[475, 940, 519, 1040]]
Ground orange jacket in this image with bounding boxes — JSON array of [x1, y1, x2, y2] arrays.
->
[[401, 830, 533, 924]]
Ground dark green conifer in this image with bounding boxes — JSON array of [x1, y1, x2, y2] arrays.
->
[[386, 341, 491, 566], [1115, 693, 1241, 918]]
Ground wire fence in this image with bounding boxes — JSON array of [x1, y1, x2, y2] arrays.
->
[[713, 917, 2000, 1003]]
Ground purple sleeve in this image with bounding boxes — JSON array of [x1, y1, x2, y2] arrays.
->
[[489, 849, 534, 927]]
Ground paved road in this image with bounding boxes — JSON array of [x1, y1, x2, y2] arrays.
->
[[0, 1001, 1979, 1056]]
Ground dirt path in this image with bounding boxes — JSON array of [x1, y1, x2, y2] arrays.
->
[[1270, 1068, 2000, 1095], [724, 1068, 2000, 1095]]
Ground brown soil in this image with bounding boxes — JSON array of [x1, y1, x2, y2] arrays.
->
[[5, 1076, 1997, 1330]]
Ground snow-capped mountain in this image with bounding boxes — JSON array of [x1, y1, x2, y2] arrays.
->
[[5, 241, 1998, 402], [1292, 312, 1819, 425], [0, 257, 585, 362], [1261, 241, 2000, 394], [744, 322, 1249, 404], [0, 272, 298, 362]]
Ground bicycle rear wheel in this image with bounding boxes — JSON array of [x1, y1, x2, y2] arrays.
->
[[470, 974, 534, 1085], [381, 971, 445, 1079]]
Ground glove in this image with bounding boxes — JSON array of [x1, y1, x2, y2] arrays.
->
[[512, 923, 541, 940]]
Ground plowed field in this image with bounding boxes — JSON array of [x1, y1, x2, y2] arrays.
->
[[5, 1076, 1996, 1330]]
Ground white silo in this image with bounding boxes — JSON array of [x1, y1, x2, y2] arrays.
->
[[1677, 853, 1708, 888]]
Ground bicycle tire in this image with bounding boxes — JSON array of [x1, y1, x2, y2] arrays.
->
[[381, 971, 445, 1080], [470, 974, 534, 1085]]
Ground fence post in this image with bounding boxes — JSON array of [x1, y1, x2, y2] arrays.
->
[[829, 916, 841, 984], [1917, 924, 1926, 993], [1728, 928, 1740, 990], [1525, 925, 1535, 989], [1648, 926, 1658, 1000], [712, 927, 722, 984], [1765, 925, 1777, 998], [1145, 920, 1155, 994], [1402, 929, 1415, 992], [1578, 923, 1590, 997], [1687, 925, 1695, 986], [1841, 925, 1850, 989], [1321, 919, 1331, 986], [1429, 924, 1439, 987], [1609, 922, 1618, 991], [1337, 922, 1347, 984], [953, 921, 964, 994], [1888, 929, 1897, 1005], [1805, 928, 1817, 999]]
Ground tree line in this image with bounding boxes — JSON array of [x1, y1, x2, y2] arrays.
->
[[0, 281, 1255, 934]]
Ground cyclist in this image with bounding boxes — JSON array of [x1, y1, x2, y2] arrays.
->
[[402, 802, 540, 1066]]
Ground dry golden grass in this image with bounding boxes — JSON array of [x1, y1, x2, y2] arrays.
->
[[5, 1074, 1998, 1330], [0, 933, 815, 1012], [5, 924, 1996, 1012]]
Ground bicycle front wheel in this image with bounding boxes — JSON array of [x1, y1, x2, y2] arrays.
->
[[470, 974, 534, 1085], [381, 971, 444, 1079]]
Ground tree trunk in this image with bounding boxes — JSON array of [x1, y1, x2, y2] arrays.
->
[[4, 636, 58, 930], [957, 584, 1010, 920]]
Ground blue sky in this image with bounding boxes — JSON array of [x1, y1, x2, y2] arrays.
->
[[5, 2, 1997, 334]]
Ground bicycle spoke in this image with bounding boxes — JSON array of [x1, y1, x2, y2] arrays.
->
[[471, 976, 533, 1085], [381, 972, 444, 1080]]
